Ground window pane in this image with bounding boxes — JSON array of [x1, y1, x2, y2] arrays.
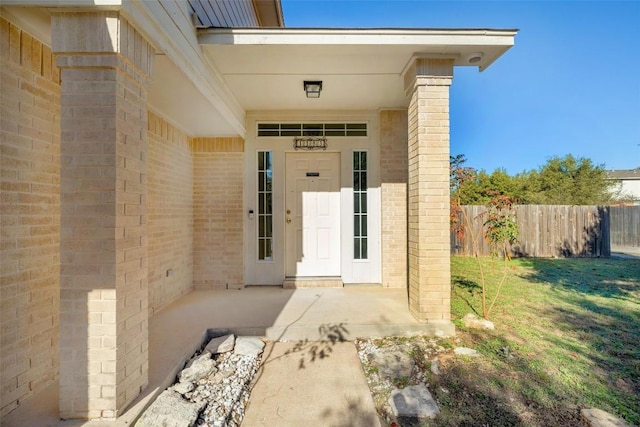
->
[[258, 130, 279, 136], [354, 215, 360, 237], [265, 152, 272, 170], [266, 171, 272, 192], [347, 130, 367, 137], [360, 172, 367, 191], [354, 238, 361, 259], [361, 239, 368, 259], [265, 193, 272, 214], [265, 239, 273, 259], [259, 123, 279, 130], [347, 123, 367, 130], [258, 172, 265, 191], [266, 216, 272, 237], [360, 193, 367, 213], [258, 239, 265, 260], [361, 215, 368, 237]]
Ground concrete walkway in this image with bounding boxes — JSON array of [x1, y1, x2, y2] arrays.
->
[[243, 341, 381, 427], [4, 286, 440, 427]]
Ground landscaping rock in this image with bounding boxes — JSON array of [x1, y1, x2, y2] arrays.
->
[[581, 408, 630, 427], [462, 313, 495, 330], [205, 334, 235, 354], [178, 352, 216, 383], [454, 347, 480, 357], [369, 348, 414, 379], [388, 385, 440, 419], [233, 337, 265, 357], [171, 381, 194, 396], [135, 390, 206, 427], [430, 359, 441, 375]]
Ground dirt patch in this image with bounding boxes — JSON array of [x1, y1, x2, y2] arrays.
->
[[356, 334, 586, 427]]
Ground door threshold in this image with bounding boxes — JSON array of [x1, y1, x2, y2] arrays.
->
[[282, 276, 344, 289]]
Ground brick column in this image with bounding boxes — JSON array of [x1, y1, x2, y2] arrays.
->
[[52, 12, 153, 419], [402, 59, 455, 332]]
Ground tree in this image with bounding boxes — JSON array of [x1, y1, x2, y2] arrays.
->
[[451, 154, 616, 205], [521, 155, 615, 205]]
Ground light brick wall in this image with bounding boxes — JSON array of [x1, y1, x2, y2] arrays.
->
[[53, 12, 153, 418], [404, 59, 453, 322], [0, 18, 61, 419], [147, 112, 193, 314], [380, 110, 408, 288], [192, 138, 244, 289]]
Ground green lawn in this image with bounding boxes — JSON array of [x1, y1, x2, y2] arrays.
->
[[443, 255, 640, 426]]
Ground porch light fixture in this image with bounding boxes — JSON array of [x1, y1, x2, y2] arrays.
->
[[303, 81, 322, 98]]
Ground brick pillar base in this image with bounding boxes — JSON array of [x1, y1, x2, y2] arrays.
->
[[52, 12, 153, 419], [402, 58, 455, 334]]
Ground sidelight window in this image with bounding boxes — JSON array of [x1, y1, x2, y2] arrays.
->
[[353, 151, 368, 259], [257, 151, 273, 260]]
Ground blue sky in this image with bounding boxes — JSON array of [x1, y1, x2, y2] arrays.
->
[[281, 1, 640, 175]]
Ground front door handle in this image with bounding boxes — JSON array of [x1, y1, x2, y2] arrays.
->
[[286, 218, 292, 224]]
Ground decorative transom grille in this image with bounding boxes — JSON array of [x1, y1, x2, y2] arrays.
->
[[293, 136, 328, 151]]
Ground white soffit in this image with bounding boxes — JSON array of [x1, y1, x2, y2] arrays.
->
[[199, 28, 517, 111]]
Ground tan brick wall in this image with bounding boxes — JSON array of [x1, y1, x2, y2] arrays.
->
[[147, 112, 193, 314], [0, 18, 61, 419], [380, 110, 408, 288], [192, 138, 244, 289], [405, 59, 453, 322], [53, 12, 152, 419]]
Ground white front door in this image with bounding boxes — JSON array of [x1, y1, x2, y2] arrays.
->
[[285, 152, 341, 277]]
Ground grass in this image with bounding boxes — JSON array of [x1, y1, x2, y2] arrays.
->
[[446, 256, 640, 426], [358, 255, 640, 426]]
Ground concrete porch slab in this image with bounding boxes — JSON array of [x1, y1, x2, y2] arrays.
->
[[2, 286, 453, 427]]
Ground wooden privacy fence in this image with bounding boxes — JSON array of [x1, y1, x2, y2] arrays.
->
[[610, 206, 640, 247], [451, 205, 611, 257]]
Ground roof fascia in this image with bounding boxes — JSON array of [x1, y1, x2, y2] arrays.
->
[[198, 27, 518, 45]]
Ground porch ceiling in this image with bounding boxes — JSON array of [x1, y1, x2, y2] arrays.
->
[[198, 28, 517, 112]]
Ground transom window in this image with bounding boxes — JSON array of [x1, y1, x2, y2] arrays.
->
[[258, 123, 367, 137]]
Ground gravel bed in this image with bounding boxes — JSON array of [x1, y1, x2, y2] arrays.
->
[[144, 339, 264, 427]]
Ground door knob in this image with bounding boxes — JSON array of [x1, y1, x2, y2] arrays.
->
[[286, 218, 292, 223]]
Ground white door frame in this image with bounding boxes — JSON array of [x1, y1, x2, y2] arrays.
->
[[243, 111, 382, 285]]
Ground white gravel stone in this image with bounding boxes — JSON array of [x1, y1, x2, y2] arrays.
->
[[205, 334, 235, 354], [454, 347, 480, 357], [233, 337, 265, 357], [178, 353, 217, 383]]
